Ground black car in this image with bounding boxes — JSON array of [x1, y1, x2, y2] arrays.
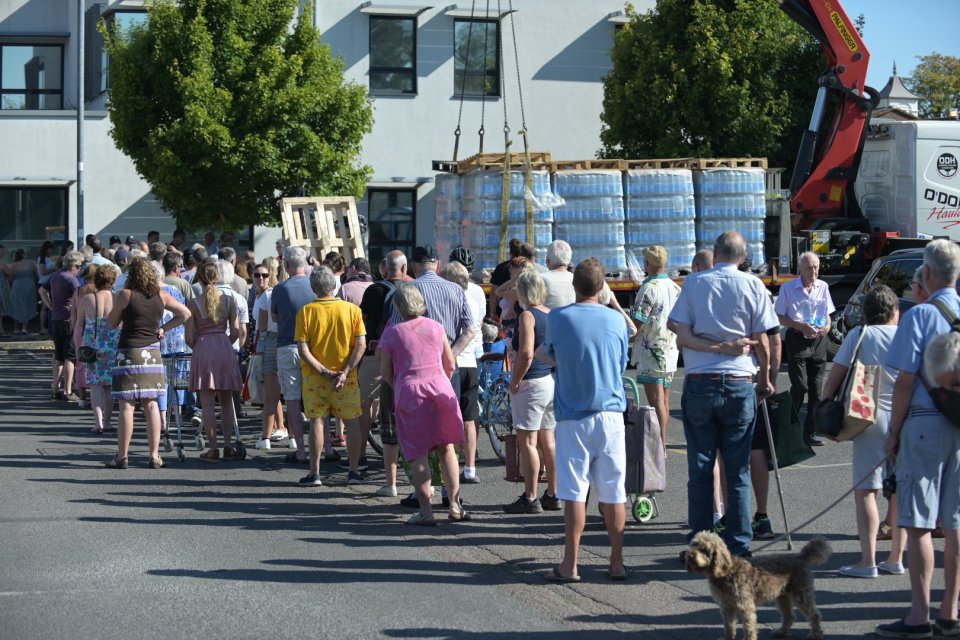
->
[[833, 249, 924, 348]]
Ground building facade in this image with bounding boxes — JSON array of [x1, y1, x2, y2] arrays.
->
[[0, 0, 638, 261]]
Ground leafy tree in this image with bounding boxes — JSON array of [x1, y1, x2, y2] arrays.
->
[[103, 0, 373, 230], [907, 53, 960, 119], [600, 0, 824, 172]]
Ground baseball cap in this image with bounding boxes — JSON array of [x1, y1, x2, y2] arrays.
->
[[115, 249, 130, 263], [643, 245, 668, 268], [125, 235, 136, 244], [109, 235, 122, 246], [412, 245, 439, 263]]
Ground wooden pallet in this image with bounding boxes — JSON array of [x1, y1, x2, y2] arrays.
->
[[280, 196, 365, 262], [625, 157, 769, 170], [549, 159, 628, 171], [432, 151, 553, 174], [624, 158, 697, 170]]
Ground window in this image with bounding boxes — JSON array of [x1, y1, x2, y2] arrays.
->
[[367, 189, 416, 266], [453, 19, 499, 97], [869, 259, 920, 299], [0, 45, 63, 109], [100, 10, 148, 93], [369, 16, 417, 95], [0, 187, 69, 257]]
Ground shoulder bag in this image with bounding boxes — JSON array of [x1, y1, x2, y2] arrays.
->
[[78, 292, 104, 363]]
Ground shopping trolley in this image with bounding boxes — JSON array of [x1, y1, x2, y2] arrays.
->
[[163, 353, 195, 463], [621, 376, 666, 522]]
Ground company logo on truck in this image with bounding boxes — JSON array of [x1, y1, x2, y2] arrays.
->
[[938, 153, 958, 178], [926, 188, 960, 228], [829, 11, 858, 52]]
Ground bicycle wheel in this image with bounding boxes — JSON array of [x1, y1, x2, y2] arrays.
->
[[367, 425, 383, 456], [484, 378, 513, 462]]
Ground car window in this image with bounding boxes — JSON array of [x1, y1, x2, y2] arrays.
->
[[869, 259, 921, 299]]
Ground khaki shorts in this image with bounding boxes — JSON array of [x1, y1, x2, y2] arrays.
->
[[510, 375, 556, 431], [302, 372, 361, 420], [276, 344, 302, 401]]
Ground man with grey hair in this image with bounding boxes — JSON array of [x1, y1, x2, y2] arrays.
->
[[218, 246, 249, 298], [543, 240, 575, 309], [691, 249, 713, 273], [877, 239, 960, 638], [295, 266, 367, 486], [272, 246, 333, 464], [40, 250, 84, 400], [360, 250, 409, 496], [668, 231, 777, 559], [775, 250, 834, 446]]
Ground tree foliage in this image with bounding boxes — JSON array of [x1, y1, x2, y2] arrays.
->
[[600, 0, 824, 171], [907, 53, 960, 119], [103, 0, 373, 230]]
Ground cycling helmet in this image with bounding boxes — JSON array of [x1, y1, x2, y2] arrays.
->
[[449, 246, 475, 271]]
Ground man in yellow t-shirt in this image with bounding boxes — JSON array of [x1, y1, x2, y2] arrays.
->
[[295, 266, 367, 486]]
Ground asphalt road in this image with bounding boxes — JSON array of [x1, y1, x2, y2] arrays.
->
[[0, 342, 944, 639]]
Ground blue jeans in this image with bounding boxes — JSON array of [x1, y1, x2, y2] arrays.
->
[[681, 377, 756, 556]]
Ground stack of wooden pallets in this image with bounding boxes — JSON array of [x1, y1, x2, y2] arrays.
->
[[280, 196, 366, 262]]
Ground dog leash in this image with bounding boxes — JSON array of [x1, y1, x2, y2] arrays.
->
[[752, 452, 894, 553]]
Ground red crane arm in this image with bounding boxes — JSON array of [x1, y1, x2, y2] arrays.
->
[[780, 0, 880, 220]]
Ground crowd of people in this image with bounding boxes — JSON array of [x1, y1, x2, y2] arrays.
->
[[9, 227, 960, 634]]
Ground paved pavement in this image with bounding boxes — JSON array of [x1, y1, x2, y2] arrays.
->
[[0, 340, 945, 639]]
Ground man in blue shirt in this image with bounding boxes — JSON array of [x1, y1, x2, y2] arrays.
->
[[668, 231, 777, 558], [876, 239, 960, 639], [539, 257, 629, 582], [271, 246, 325, 465]]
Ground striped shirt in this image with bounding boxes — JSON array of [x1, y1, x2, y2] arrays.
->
[[390, 270, 473, 344]]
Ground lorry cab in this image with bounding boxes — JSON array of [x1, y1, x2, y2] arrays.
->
[[857, 121, 960, 239]]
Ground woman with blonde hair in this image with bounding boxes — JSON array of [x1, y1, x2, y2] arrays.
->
[[78, 264, 120, 433], [186, 261, 244, 462], [106, 257, 190, 469], [252, 258, 286, 448]]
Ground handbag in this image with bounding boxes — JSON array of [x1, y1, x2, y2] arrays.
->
[[760, 391, 816, 470], [78, 291, 106, 364]]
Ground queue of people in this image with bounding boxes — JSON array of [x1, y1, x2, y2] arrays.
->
[[15, 228, 960, 632]]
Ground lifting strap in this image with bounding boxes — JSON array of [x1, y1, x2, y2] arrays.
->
[[506, 0, 534, 243], [451, 0, 479, 162]]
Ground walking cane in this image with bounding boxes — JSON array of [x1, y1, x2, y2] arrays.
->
[[760, 398, 793, 550]]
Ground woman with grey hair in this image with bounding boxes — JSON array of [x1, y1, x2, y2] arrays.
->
[[377, 283, 468, 525], [821, 285, 906, 578], [504, 269, 560, 514]]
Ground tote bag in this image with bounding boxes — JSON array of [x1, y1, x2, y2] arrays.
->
[[836, 326, 880, 442], [761, 391, 816, 470]]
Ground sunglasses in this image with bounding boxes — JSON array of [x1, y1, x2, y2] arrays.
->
[[253, 273, 269, 279]]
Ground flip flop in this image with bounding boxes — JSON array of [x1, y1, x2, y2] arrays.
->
[[608, 568, 629, 581], [545, 566, 581, 583]]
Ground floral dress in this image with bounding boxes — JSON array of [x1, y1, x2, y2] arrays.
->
[[81, 297, 120, 386], [629, 274, 681, 384]]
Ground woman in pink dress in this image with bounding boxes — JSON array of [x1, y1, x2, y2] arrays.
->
[[186, 261, 243, 463], [378, 283, 468, 525]]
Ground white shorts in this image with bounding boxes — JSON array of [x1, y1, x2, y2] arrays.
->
[[510, 376, 556, 431], [276, 344, 302, 401], [555, 411, 626, 504]]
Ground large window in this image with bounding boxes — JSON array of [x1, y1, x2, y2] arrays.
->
[[100, 10, 148, 93], [453, 19, 499, 97], [369, 16, 417, 95], [367, 189, 416, 266], [0, 45, 63, 109], [0, 188, 68, 258]]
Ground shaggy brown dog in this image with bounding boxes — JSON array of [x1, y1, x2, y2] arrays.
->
[[685, 531, 831, 640]]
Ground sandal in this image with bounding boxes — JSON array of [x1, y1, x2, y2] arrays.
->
[[406, 512, 438, 527], [448, 507, 472, 522], [545, 566, 581, 583], [104, 456, 128, 469], [148, 456, 165, 469], [90, 426, 104, 433], [199, 449, 220, 463]]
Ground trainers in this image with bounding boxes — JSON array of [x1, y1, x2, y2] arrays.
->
[[875, 619, 933, 639], [838, 564, 878, 578], [400, 489, 436, 508], [270, 429, 288, 442], [934, 620, 960, 636], [190, 414, 203, 428], [288, 438, 298, 450], [255, 437, 271, 450], [376, 485, 398, 497], [299, 473, 323, 486], [338, 457, 368, 471], [878, 560, 906, 575], [460, 473, 480, 485], [503, 494, 543, 514], [752, 515, 775, 540], [540, 491, 562, 511], [347, 470, 366, 485]]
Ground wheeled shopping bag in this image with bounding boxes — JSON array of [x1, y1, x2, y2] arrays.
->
[[621, 376, 666, 522]]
